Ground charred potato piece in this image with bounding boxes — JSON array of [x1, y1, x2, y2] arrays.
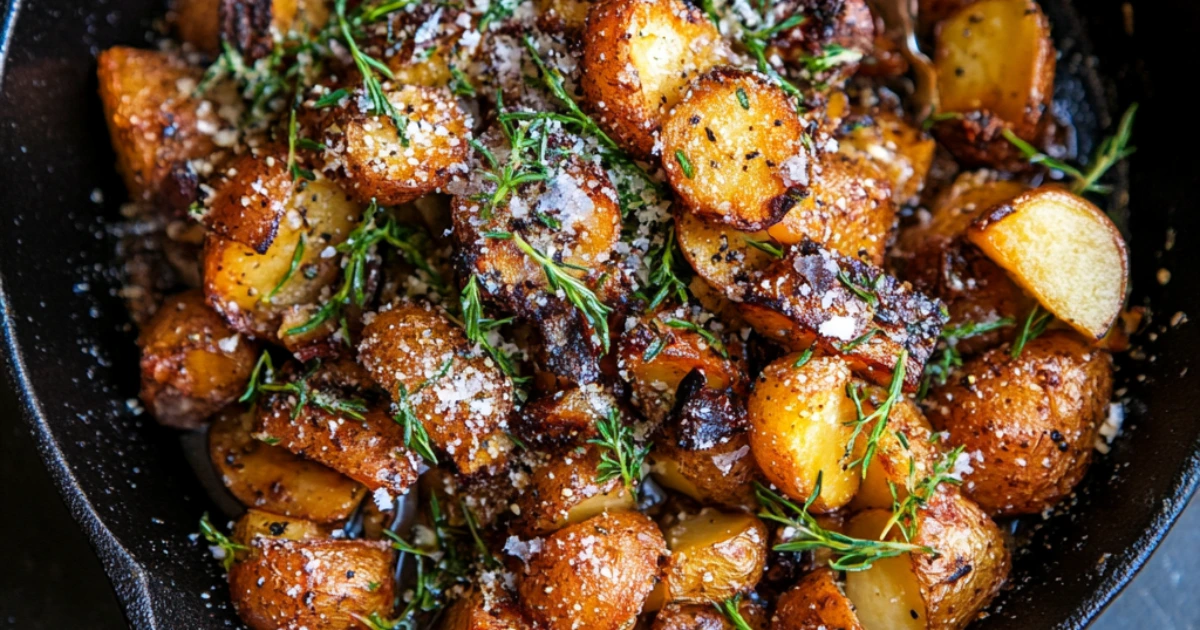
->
[[515, 384, 616, 448], [204, 177, 362, 341], [968, 187, 1129, 340], [582, 0, 729, 158], [748, 354, 861, 512], [138, 290, 258, 428], [514, 445, 637, 536], [231, 508, 328, 545], [931, 0, 1055, 167], [228, 538, 396, 630], [742, 241, 948, 391], [205, 150, 292, 254], [357, 302, 514, 474], [209, 406, 366, 522], [97, 47, 229, 206], [659, 510, 768, 604], [766, 0, 875, 81], [837, 112, 936, 207], [652, 600, 768, 630], [926, 331, 1113, 516], [773, 568, 864, 630], [662, 68, 812, 231], [517, 511, 667, 630], [324, 86, 471, 207]]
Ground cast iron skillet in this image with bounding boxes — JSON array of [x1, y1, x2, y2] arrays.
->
[[1, 0, 1197, 627]]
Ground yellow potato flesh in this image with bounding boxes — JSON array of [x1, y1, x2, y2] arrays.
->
[[842, 510, 927, 630]]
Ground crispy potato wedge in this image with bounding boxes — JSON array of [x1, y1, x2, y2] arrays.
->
[[774, 568, 864, 630], [967, 186, 1129, 340], [662, 68, 812, 231], [228, 538, 396, 630], [231, 508, 328, 546], [204, 176, 362, 341], [205, 149, 292, 254], [209, 406, 366, 522], [748, 354, 861, 511], [652, 600, 768, 629], [582, 0, 729, 158], [518, 511, 667, 630], [97, 47, 229, 207], [837, 111, 936, 207], [926, 331, 1113, 515], [324, 86, 471, 207], [660, 510, 768, 604], [741, 241, 948, 390], [932, 0, 1055, 167], [358, 302, 514, 474], [514, 445, 637, 536], [138, 290, 258, 428]]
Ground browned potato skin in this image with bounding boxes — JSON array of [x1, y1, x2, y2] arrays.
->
[[232, 508, 328, 545], [661, 68, 812, 231], [441, 587, 530, 630], [220, 0, 331, 61], [773, 568, 864, 630], [205, 150, 293, 254], [518, 511, 667, 630], [582, 0, 729, 158], [768, 0, 875, 84], [515, 384, 616, 449], [836, 111, 937, 207], [911, 490, 1010, 629], [171, 0, 221, 53], [97, 47, 224, 207], [931, 0, 1056, 168], [660, 510, 768, 603], [652, 600, 768, 630], [228, 538, 396, 630], [325, 86, 471, 207], [926, 331, 1113, 516], [536, 0, 593, 33], [358, 302, 514, 475], [138, 290, 258, 428], [210, 406, 367, 522], [651, 431, 759, 510], [513, 445, 636, 536]]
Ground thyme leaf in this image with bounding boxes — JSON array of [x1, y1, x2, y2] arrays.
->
[[589, 408, 650, 498]]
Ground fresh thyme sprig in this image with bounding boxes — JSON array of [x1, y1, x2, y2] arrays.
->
[[716, 595, 755, 630], [286, 107, 317, 181], [589, 409, 650, 498], [919, 317, 1014, 397], [240, 353, 369, 420], [756, 477, 930, 571], [393, 358, 453, 463], [664, 319, 729, 358], [199, 513, 247, 571], [263, 234, 306, 303], [1010, 305, 1053, 358], [459, 276, 527, 388], [1004, 103, 1137, 196], [737, 6, 808, 104], [470, 102, 552, 218], [883, 445, 966, 542], [334, 0, 410, 146], [843, 350, 908, 477], [638, 225, 691, 310], [837, 270, 881, 309], [797, 44, 864, 76]]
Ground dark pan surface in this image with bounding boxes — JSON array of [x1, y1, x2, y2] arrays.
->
[[1, 0, 1198, 627]]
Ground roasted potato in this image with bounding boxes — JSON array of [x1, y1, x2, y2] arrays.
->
[[209, 406, 367, 522], [218, 0, 330, 61], [773, 568, 864, 630], [138, 290, 258, 428], [659, 510, 768, 604], [323, 86, 471, 207], [849, 398, 945, 512], [357, 302, 514, 474], [925, 331, 1113, 516], [231, 508, 329, 545], [170, 0, 221, 53], [581, 0, 729, 158], [661, 68, 812, 231], [368, 5, 471, 87], [842, 510, 927, 630], [204, 176, 362, 341], [97, 47, 230, 207], [652, 600, 768, 630], [517, 511, 667, 630], [228, 538, 396, 630], [741, 241, 948, 390], [837, 111, 937, 207], [515, 384, 616, 448], [536, 0, 593, 32], [675, 211, 778, 301], [766, 0, 875, 85], [931, 0, 1055, 167], [441, 587, 530, 630], [748, 354, 861, 511], [204, 149, 293, 254], [968, 186, 1129, 340], [513, 445, 637, 536]]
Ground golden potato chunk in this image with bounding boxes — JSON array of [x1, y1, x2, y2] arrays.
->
[[926, 331, 1113, 516], [231, 508, 328, 546], [968, 186, 1129, 340], [228, 538, 396, 630], [662, 68, 812, 231], [325, 86, 471, 206], [675, 211, 777, 300], [774, 568, 864, 630], [513, 445, 637, 536], [357, 302, 514, 474], [209, 406, 366, 522], [515, 384, 616, 449], [205, 149, 293, 254], [517, 511, 667, 630], [660, 510, 768, 604], [582, 0, 729, 157], [842, 510, 927, 630], [536, 0, 593, 32], [138, 290, 258, 428], [932, 0, 1055, 167], [170, 0, 220, 53], [836, 111, 936, 207], [442, 587, 530, 630]]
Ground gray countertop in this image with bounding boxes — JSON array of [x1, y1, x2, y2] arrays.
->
[[1, 376, 1197, 628]]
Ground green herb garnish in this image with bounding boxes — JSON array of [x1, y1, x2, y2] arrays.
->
[[199, 513, 247, 572], [843, 350, 907, 477], [1004, 103, 1137, 196], [1010, 305, 1053, 358], [589, 408, 650, 498]]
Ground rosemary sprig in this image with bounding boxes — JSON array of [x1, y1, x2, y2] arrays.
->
[[469, 103, 552, 218], [638, 225, 691, 310], [883, 445, 966, 541], [843, 350, 907, 477], [1003, 103, 1137, 196], [792, 346, 815, 369], [199, 513, 247, 571], [756, 478, 930, 572], [664, 319, 728, 359], [919, 317, 1014, 397], [240, 353, 368, 420], [837, 327, 881, 352], [798, 44, 864, 76], [837, 270, 881, 309], [589, 409, 650, 498], [287, 107, 316, 181], [508, 232, 613, 352], [393, 358, 452, 463], [263, 234, 306, 303], [737, 8, 808, 104], [716, 595, 755, 630], [478, 0, 516, 30], [744, 237, 784, 259], [1010, 305, 1053, 358], [334, 0, 409, 146]]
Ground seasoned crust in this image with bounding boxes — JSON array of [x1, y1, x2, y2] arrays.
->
[[773, 568, 864, 630]]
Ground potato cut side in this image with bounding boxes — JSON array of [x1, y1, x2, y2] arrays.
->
[[661, 68, 811, 231], [967, 186, 1128, 339], [843, 510, 927, 630], [849, 398, 941, 512], [837, 111, 936, 207], [675, 211, 776, 300], [231, 508, 328, 546], [748, 355, 861, 511], [660, 510, 767, 603]]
